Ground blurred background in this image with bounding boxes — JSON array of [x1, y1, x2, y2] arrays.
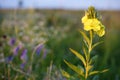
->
[[0, 0, 120, 80]]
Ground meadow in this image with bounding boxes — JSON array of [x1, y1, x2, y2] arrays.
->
[[0, 9, 120, 80]]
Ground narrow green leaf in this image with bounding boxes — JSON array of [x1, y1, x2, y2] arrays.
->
[[89, 69, 109, 76], [101, 69, 109, 73], [83, 40, 89, 48], [61, 69, 71, 78], [92, 41, 103, 50], [89, 71, 100, 76], [89, 55, 98, 65], [80, 31, 90, 46], [69, 48, 86, 67], [87, 65, 93, 72], [64, 60, 84, 77], [83, 47, 88, 61]]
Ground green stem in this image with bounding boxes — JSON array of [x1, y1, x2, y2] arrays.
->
[[85, 62, 88, 80], [85, 30, 93, 80], [89, 30, 93, 54]]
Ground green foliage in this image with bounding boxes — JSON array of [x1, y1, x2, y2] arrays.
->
[[61, 69, 71, 78], [89, 69, 109, 76], [62, 30, 108, 80], [92, 41, 103, 50], [64, 60, 84, 77], [69, 48, 86, 67], [80, 31, 90, 46]]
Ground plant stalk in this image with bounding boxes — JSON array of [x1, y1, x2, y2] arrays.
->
[[85, 30, 93, 80]]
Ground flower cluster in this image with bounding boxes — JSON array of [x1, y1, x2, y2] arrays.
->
[[81, 7, 105, 37]]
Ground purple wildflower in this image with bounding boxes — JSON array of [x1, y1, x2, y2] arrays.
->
[[9, 38, 16, 46], [35, 44, 44, 55], [13, 46, 20, 55], [20, 49, 27, 61], [20, 62, 26, 69], [5, 55, 14, 63]]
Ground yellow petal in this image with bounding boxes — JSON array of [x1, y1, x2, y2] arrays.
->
[[82, 16, 88, 23], [83, 19, 101, 31], [84, 25, 92, 31], [96, 25, 105, 37], [92, 25, 101, 31]]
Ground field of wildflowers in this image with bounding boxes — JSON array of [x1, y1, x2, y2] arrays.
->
[[0, 7, 120, 80]]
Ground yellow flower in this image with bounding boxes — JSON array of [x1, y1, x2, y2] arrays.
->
[[96, 25, 105, 37], [83, 18, 101, 31], [81, 15, 105, 37]]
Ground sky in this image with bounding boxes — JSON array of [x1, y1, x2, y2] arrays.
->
[[0, 0, 120, 10]]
